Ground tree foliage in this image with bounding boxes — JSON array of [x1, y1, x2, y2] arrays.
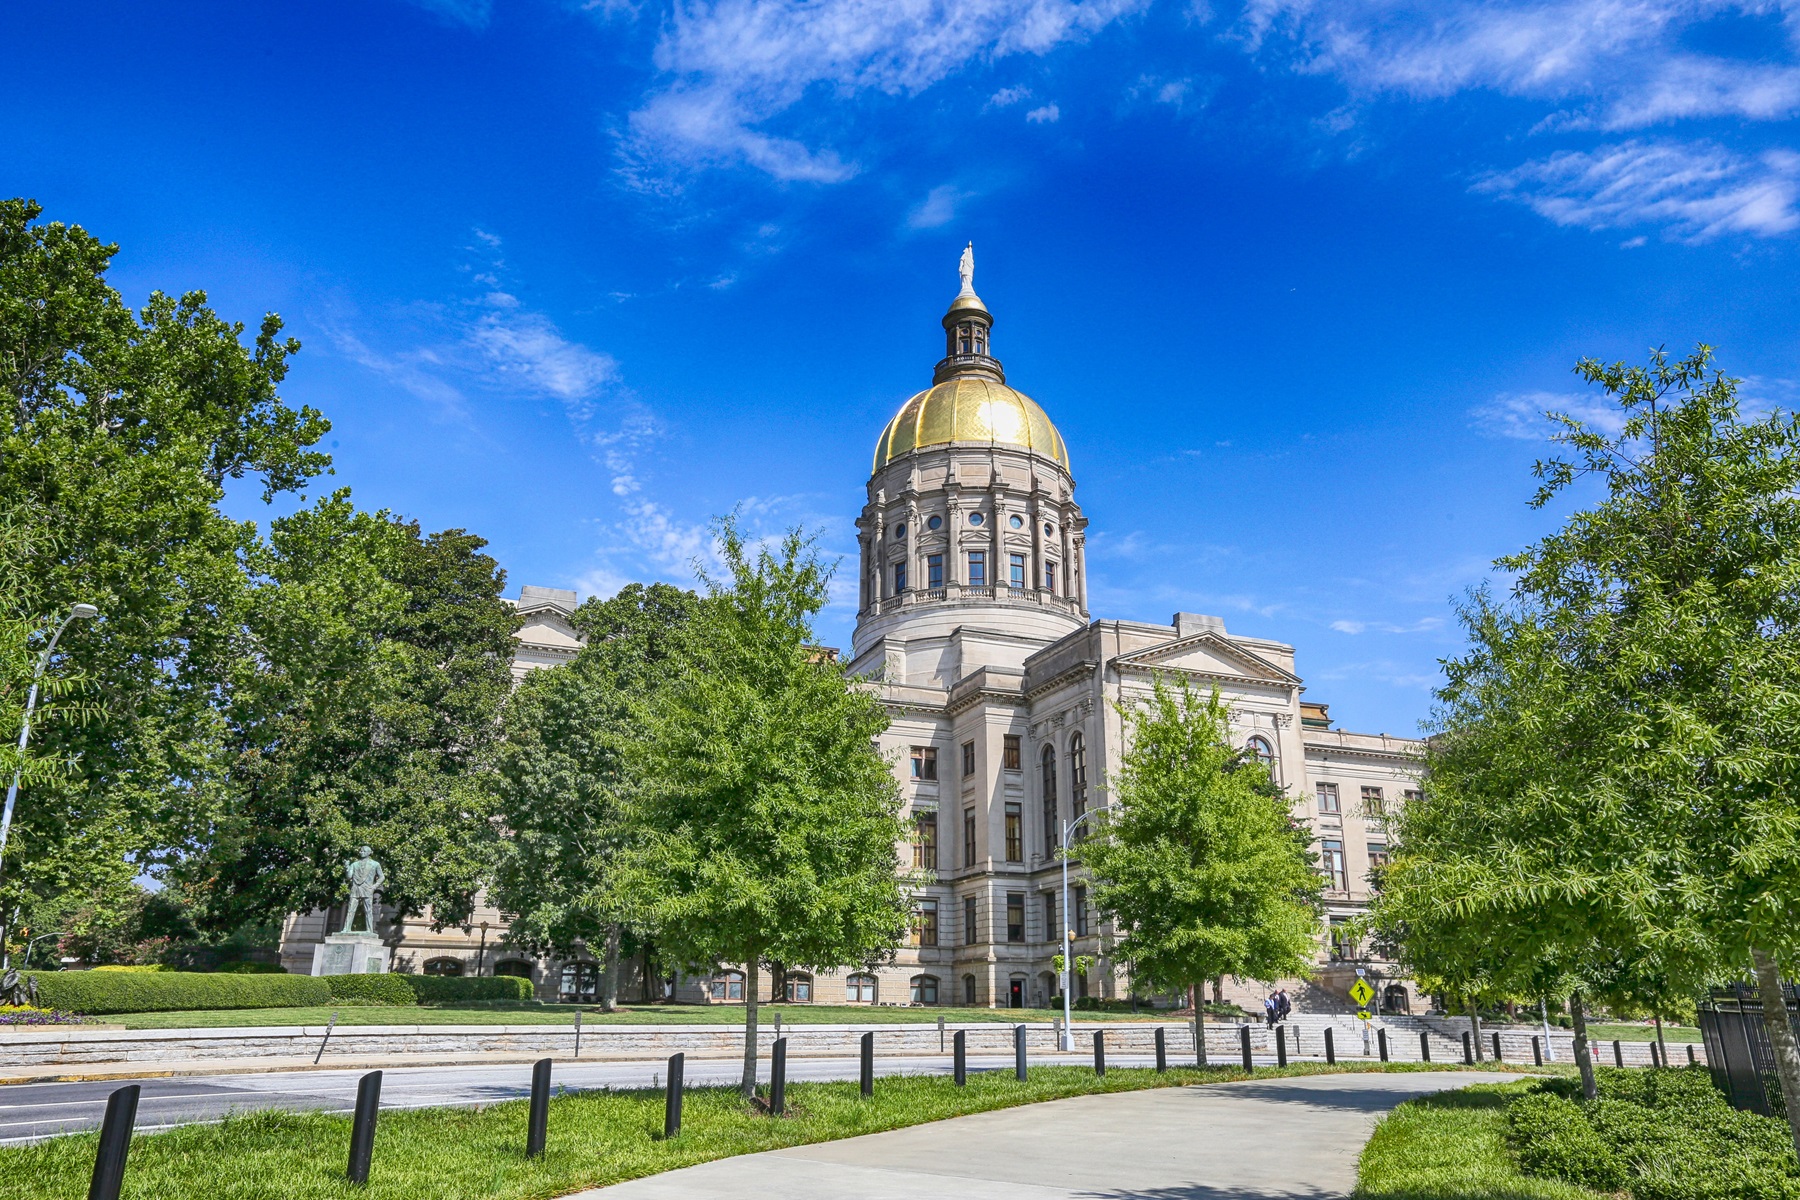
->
[[623, 518, 909, 1094], [1079, 677, 1322, 1056]]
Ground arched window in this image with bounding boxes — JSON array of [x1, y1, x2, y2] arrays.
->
[[560, 961, 599, 1002], [423, 957, 464, 976], [910, 974, 939, 1005], [1246, 736, 1274, 767], [708, 969, 745, 1002], [784, 972, 813, 1002], [846, 973, 877, 1003], [1040, 744, 1059, 855], [493, 960, 533, 980], [962, 974, 978, 1006], [1068, 733, 1088, 824]]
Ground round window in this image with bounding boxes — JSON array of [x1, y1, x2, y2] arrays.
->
[[894, 523, 906, 539], [969, 512, 984, 526], [1009, 515, 1024, 529], [927, 515, 942, 531], [1043, 522, 1055, 537]]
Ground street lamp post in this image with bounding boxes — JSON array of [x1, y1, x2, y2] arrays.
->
[[0, 604, 99, 889], [1060, 807, 1107, 1052]]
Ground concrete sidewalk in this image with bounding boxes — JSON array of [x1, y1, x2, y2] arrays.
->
[[570, 1070, 1517, 1199]]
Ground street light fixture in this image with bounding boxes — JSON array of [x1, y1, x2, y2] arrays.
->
[[0, 603, 100, 895], [1059, 806, 1110, 1051]]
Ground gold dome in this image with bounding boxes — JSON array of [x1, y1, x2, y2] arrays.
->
[[873, 377, 1070, 473]]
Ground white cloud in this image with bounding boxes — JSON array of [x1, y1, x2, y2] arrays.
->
[[625, 0, 1146, 181], [468, 302, 620, 405], [989, 84, 1035, 106], [1470, 389, 1629, 440], [1329, 617, 1445, 635], [1240, 0, 1800, 129], [907, 183, 972, 228], [1026, 102, 1062, 121], [1476, 140, 1800, 241]]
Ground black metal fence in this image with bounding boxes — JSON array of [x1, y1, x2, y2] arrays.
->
[[1696, 982, 1799, 1116]]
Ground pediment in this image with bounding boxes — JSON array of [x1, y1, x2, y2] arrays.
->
[[516, 610, 586, 653], [1113, 632, 1300, 687]]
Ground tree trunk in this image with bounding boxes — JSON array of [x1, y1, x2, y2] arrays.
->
[[769, 959, 784, 1004], [1194, 983, 1209, 1067], [1468, 997, 1485, 1062], [741, 953, 761, 1099], [1655, 1014, 1667, 1066], [1212, 976, 1223, 1005], [1570, 991, 1597, 1100], [598, 924, 621, 1013], [1750, 946, 1800, 1160]]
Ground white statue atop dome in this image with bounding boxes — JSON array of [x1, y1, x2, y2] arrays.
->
[[958, 242, 974, 294]]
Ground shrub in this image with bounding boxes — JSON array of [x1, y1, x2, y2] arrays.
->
[[217, 962, 286, 974], [1505, 1090, 1625, 1190], [25, 970, 330, 1014], [89, 964, 170, 972], [324, 974, 417, 1005], [404, 975, 533, 1003]]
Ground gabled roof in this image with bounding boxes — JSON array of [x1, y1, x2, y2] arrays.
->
[[1112, 630, 1301, 688]]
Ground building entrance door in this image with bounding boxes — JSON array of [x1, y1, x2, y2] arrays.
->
[[1009, 979, 1023, 1008]]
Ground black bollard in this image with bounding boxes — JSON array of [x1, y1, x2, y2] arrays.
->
[[87, 1083, 140, 1200], [1532, 1036, 1543, 1067], [1240, 1024, 1253, 1072], [1462, 1031, 1474, 1065], [860, 1031, 874, 1098], [574, 1009, 582, 1058], [953, 1029, 967, 1086], [771, 1037, 788, 1116], [347, 1070, 382, 1185], [526, 1058, 551, 1158], [1650, 1040, 1662, 1069], [664, 1052, 685, 1138], [1378, 1027, 1389, 1062], [1420, 1032, 1431, 1062], [1293, 1029, 1301, 1056], [1492, 1032, 1503, 1062], [1325, 1027, 1336, 1065], [1613, 1039, 1623, 1068], [1093, 1030, 1106, 1077], [1154, 1026, 1167, 1073], [1687, 1045, 1697, 1066], [1276, 1025, 1288, 1067], [1014, 1024, 1027, 1081]]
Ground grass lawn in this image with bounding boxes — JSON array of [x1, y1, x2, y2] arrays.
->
[[1, 1062, 1520, 1200], [108, 1003, 1185, 1030], [1581, 1021, 1701, 1044], [1355, 1081, 1605, 1200]]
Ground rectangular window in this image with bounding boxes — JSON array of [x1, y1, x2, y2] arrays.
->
[[913, 812, 937, 869], [1009, 553, 1026, 588], [1362, 786, 1385, 817], [916, 899, 939, 947], [1042, 749, 1058, 855], [1043, 892, 1057, 940], [1006, 893, 1025, 943], [962, 740, 976, 776], [968, 551, 987, 587], [1322, 838, 1348, 890], [963, 807, 976, 868], [927, 553, 943, 589], [894, 561, 907, 593], [1317, 782, 1341, 814], [910, 746, 937, 781], [1403, 788, 1423, 804], [1004, 803, 1023, 862], [964, 896, 978, 945], [1002, 734, 1021, 771], [1074, 885, 1089, 936], [1330, 916, 1358, 962], [1044, 561, 1057, 592], [1367, 842, 1390, 872]]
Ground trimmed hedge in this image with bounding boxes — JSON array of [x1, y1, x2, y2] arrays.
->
[[325, 973, 418, 1005], [25, 970, 331, 1015], [405, 975, 533, 1003], [1504, 1067, 1800, 1200]]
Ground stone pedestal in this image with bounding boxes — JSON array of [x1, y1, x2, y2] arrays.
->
[[311, 932, 390, 976]]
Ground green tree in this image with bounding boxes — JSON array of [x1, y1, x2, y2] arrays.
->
[[490, 582, 700, 1010], [1380, 347, 1800, 1137], [1078, 677, 1323, 1064], [623, 518, 910, 1096], [186, 494, 517, 931]]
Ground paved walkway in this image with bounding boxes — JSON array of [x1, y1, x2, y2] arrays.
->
[[571, 1070, 1517, 1200]]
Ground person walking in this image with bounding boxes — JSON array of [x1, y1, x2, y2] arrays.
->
[[1264, 993, 1277, 1028], [1276, 988, 1292, 1023]]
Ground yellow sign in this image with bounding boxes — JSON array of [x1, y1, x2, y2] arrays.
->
[[1348, 978, 1374, 1006], [1357, 1010, 1373, 1022]]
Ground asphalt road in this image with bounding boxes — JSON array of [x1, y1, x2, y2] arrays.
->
[[1, 1051, 1206, 1145]]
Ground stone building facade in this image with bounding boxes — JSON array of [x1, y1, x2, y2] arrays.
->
[[278, 259, 1423, 1012]]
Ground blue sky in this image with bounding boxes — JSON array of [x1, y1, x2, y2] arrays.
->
[[8, 0, 1798, 736]]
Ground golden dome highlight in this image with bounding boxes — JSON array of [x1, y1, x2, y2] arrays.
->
[[873, 377, 1071, 473]]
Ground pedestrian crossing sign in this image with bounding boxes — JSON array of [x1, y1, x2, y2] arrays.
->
[[1348, 978, 1374, 1007], [1357, 1010, 1373, 1022]]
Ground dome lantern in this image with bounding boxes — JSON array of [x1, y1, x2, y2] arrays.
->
[[935, 242, 1004, 385]]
